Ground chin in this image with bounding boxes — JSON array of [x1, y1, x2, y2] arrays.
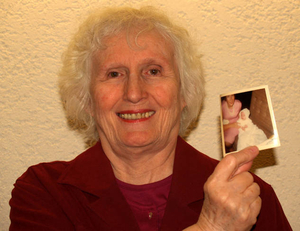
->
[[120, 131, 157, 147]]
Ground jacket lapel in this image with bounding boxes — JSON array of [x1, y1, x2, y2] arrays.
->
[[161, 137, 218, 230], [58, 142, 140, 231], [57, 138, 218, 230], [88, 183, 140, 231]]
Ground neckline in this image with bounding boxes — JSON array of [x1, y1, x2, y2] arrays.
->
[[116, 174, 173, 191]]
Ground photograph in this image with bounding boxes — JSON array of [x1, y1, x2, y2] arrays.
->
[[220, 86, 280, 156]]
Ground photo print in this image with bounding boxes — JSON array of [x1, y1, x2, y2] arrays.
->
[[220, 85, 280, 156]]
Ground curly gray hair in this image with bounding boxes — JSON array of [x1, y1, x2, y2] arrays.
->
[[59, 6, 204, 144]]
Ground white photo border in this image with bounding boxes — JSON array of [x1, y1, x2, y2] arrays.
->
[[220, 85, 280, 156]]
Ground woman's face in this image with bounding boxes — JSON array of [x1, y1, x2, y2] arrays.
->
[[90, 30, 186, 151], [226, 95, 235, 107]]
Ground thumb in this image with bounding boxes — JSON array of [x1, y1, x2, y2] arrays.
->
[[211, 146, 259, 181], [230, 146, 259, 178]]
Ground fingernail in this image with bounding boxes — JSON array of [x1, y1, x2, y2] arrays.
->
[[250, 146, 258, 153]]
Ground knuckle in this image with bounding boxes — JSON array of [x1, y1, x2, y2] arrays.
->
[[247, 172, 254, 182], [218, 193, 230, 205], [223, 154, 238, 167], [237, 206, 257, 226], [254, 182, 260, 190], [256, 196, 262, 207], [238, 209, 249, 223], [247, 182, 260, 197], [204, 176, 216, 192], [253, 182, 260, 194], [226, 198, 238, 211]]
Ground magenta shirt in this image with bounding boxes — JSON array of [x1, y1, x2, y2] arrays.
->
[[116, 175, 172, 231]]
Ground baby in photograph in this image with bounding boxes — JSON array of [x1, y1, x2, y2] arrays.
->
[[237, 108, 268, 151]]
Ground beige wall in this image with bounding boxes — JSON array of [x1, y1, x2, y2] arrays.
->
[[1, 0, 299, 229]]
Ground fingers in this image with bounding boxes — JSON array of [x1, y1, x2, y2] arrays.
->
[[242, 195, 262, 227], [230, 171, 254, 192], [249, 196, 262, 221], [213, 146, 259, 181], [199, 147, 261, 230], [243, 182, 260, 202], [201, 177, 262, 230]]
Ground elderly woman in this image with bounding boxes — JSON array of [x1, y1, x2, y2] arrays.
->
[[10, 6, 291, 231]]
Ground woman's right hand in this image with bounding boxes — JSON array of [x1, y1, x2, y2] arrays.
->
[[184, 147, 261, 231]]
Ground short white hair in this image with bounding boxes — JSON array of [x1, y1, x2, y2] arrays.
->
[[59, 6, 204, 144]]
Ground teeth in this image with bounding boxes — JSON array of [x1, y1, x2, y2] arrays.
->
[[118, 111, 155, 120]]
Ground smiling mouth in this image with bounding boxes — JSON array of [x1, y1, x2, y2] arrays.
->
[[117, 111, 155, 120]]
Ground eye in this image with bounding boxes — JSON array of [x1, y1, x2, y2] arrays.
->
[[108, 71, 120, 78], [148, 68, 160, 76]]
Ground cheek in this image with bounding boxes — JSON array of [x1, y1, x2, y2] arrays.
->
[[92, 85, 121, 112], [154, 81, 182, 108], [154, 84, 180, 108]]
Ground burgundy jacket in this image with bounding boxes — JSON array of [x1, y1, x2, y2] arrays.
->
[[10, 137, 292, 230]]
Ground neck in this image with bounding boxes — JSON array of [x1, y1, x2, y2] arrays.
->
[[228, 103, 234, 109], [100, 136, 178, 185]]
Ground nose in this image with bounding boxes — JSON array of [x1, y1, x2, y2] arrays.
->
[[123, 74, 147, 103]]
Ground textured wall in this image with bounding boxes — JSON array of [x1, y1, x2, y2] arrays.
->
[[1, 0, 299, 230]]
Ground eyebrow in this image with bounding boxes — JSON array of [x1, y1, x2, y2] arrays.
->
[[101, 57, 170, 70]]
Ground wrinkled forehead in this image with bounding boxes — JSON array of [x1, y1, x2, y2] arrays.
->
[[93, 28, 177, 68], [101, 27, 174, 53]]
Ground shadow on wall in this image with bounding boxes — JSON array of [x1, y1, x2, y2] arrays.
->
[[250, 148, 277, 173]]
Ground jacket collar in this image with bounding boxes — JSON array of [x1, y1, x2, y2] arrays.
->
[[58, 142, 140, 230], [161, 137, 218, 229], [58, 142, 116, 197], [58, 137, 218, 230]]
